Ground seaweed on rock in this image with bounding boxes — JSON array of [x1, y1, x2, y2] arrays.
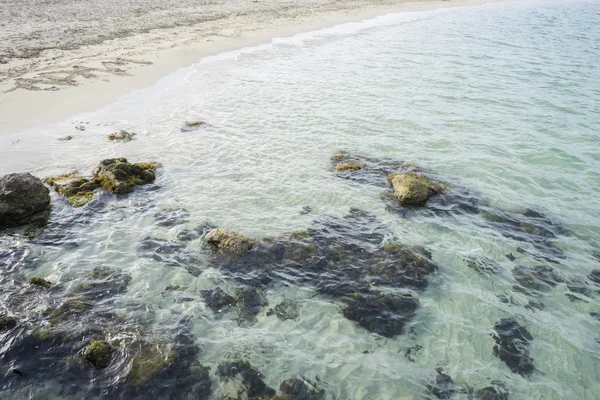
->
[[492, 318, 535, 376], [235, 287, 268, 326], [201, 287, 237, 313]]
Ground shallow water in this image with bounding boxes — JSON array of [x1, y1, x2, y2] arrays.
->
[[1, 0, 600, 399]]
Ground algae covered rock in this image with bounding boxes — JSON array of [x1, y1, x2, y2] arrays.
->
[[388, 172, 443, 206], [205, 228, 253, 258], [84, 339, 114, 369], [45, 172, 98, 207], [29, 275, 52, 288], [92, 158, 156, 194], [126, 341, 175, 388], [0, 173, 51, 228], [335, 162, 362, 171], [269, 298, 299, 321], [181, 120, 211, 132], [108, 130, 136, 142]]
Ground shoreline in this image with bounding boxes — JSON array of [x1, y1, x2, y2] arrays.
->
[[0, 0, 509, 136]]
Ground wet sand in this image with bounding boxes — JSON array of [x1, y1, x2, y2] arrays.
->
[[0, 0, 505, 135]]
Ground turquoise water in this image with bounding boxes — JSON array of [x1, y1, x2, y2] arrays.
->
[[1, 1, 600, 399]]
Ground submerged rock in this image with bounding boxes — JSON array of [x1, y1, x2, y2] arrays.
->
[[588, 269, 600, 285], [0, 173, 51, 228], [277, 378, 325, 400], [336, 162, 362, 171], [235, 287, 267, 325], [108, 129, 136, 142], [512, 265, 561, 294], [84, 339, 114, 369], [92, 158, 156, 194], [205, 228, 254, 258], [126, 341, 175, 388], [474, 385, 509, 400], [387, 172, 444, 207], [330, 152, 412, 186], [181, 121, 210, 132], [216, 360, 276, 400], [492, 318, 534, 376], [201, 287, 236, 313], [483, 208, 568, 262], [154, 208, 190, 227], [268, 298, 299, 321], [0, 314, 17, 331], [427, 368, 456, 399], [342, 292, 419, 338]]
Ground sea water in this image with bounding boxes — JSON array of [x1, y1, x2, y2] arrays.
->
[[1, 0, 599, 399]]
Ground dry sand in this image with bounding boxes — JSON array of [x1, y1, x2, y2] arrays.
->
[[0, 0, 505, 135]]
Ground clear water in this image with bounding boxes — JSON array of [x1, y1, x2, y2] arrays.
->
[[1, 0, 600, 398]]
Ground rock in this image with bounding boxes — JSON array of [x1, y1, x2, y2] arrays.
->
[[235, 287, 267, 326], [512, 265, 561, 294], [0, 314, 17, 331], [92, 158, 156, 194], [126, 341, 175, 388], [492, 318, 534, 376], [335, 162, 362, 171], [154, 208, 190, 227], [201, 287, 236, 313], [181, 121, 210, 132], [45, 172, 98, 207], [165, 284, 183, 291], [48, 297, 94, 325], [474, 386, 509, 400], [278, 378, 325, 400], [216, 360, 276, 400], [58, 135, 73, 141], [29, 275, 52, 288], [427, 368, 455, 399], [387, 172, 443, 206], [108, 130, 136, 142], [0, 173, 51, 228], [84, 339, 114, 369], [205, 228, 253, 258], [268, 298, 299, 321], [588, 269, 600, 285], [342, 292, 419, 338]]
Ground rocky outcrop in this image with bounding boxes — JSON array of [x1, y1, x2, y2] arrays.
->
[[0, 173, 51, 228], [45, 172, 98, 207], [204, 228, 253, 257], [92, 158, 156, 194], [45, 158, 158, 207], [387, 172, 444, 206]]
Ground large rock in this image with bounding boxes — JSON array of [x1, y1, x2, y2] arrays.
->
[[0, 173, 51, 228], [92, 158, 156, 194], [204, 228, 253, 257], [387, 172, 443, 206]]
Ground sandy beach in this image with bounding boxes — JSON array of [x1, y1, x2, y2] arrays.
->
[[0, 0, 504, 135]]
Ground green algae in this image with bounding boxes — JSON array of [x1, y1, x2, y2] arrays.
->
[[127, 342, 175, 388]]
